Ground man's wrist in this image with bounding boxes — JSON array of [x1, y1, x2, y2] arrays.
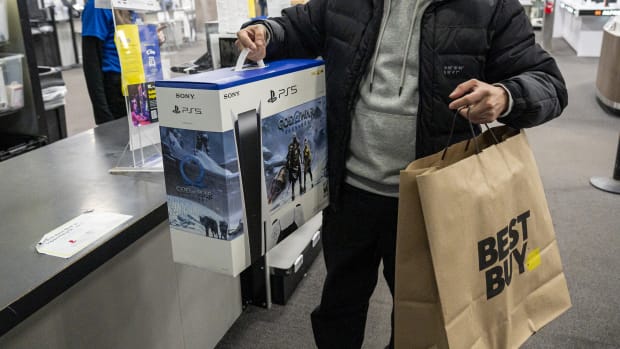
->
[[494, 83, 514, 118], [260, 24, 271, 44]]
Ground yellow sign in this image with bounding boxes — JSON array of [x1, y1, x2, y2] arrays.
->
[[247, 0, 256, 17], [115, 24, 146, 96]]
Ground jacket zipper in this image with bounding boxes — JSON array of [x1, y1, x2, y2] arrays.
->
[[415, 0, 447, 159], [337, 0, 386, 202]]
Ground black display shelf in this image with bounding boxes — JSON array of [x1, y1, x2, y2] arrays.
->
[[0, 0, 67, 154], [0, 108, 23, 118], [0, 132, 47, 161]]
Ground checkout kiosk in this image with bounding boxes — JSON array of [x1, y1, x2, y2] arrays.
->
[[596, 16, 620, 111], [553, 0, 620, 56]]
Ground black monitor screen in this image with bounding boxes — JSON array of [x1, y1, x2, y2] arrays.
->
[[219, 37, 239, 68]]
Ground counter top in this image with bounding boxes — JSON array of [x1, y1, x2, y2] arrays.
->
[[0, 119, 168, 336]]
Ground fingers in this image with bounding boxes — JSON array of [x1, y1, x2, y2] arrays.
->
[[459, 105, 495, 124], [236, 25, 267, 51], [234, 40, 266, 62], [247, 47, 267, 62], [236, 28, 257, 51], [449, 79, 479, 99], [449, 80, 508, 124], [450, 93, 479, 111], [236, 25, 268, 61], [253, 27, 266, 47]]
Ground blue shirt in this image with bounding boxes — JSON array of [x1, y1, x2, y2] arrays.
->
[[81, 1, 124, 73]]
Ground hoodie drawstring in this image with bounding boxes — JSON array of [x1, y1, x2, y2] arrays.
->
[[399, 0, 421, 96], [368, 0, 392, 93], [369, 0, 423, 97]]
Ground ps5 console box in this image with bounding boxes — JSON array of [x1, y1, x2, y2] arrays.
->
[[156, 59, 328, 276]]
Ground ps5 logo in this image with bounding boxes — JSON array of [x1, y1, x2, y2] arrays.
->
[[268, 90, 278, 103], [268, 85, 298, 103], [172, 105, 203, 115]]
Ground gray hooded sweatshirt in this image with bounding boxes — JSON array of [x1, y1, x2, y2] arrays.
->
[[345, 0, 434, 197]]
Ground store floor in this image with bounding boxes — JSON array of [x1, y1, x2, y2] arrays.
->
[[62, 37, 620, 348]]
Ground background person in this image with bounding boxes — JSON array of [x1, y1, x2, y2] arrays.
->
[[81, 0, 136, 125]]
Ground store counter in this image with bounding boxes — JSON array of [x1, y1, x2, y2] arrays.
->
[[0, 119, 242, 349], [555, 0, 620, 56]]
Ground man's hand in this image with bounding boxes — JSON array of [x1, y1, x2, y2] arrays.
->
[[448, 79, 509, 124], [236, 25, 268, 62], [157, 25, 166, 45]]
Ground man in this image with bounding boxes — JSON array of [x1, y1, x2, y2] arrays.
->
[[258, 0, 268, 16], [237, 1, 567, 348], [82, 2, 163, 125], [82, 1, 135, 125]]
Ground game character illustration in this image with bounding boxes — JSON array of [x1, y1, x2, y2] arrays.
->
[[303, 138, 313, 192], [128, 83, 152, 126], [195, 132, 210, 155], [286, 134, 303, 200], [268, 166, 288, 204], [261, 97, 328, 212]]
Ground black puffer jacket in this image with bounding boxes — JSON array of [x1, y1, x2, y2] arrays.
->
[[259, 0, 568, 210]]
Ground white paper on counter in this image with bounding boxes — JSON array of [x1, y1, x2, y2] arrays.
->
[[36, 212, 133, 259]]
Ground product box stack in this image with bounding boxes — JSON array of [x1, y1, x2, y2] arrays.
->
[[156, 59, 329, 276]]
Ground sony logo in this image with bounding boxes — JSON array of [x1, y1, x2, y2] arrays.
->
[[223, 91, 240, 100], [176, 93, 195, 99]]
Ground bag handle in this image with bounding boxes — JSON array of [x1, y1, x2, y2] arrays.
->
[[234, 47, 266, 72], [440, 107, 500, 161]]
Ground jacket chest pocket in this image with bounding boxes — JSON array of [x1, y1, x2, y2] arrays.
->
[[433, 26, 489, 83], [437, 54, 486, 83]]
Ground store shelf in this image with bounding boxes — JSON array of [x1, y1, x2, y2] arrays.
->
[[0, 108, 22, 117], [0, 0, 67, 147], [560, 0, 620, 17], [0, 132, 46, 161], [555, 1, 618, 56]]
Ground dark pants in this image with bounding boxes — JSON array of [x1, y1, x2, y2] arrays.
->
[[312, 184, 398, 349], [101, 72, 127, 123], [82, 36, 127, 125], [304, 165, 313, 189]]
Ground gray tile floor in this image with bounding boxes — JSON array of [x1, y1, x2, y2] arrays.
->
[[63, 37, 620, 349]]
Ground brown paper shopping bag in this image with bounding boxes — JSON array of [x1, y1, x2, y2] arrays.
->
[[395, 126, 571, 348], [395, 126, 501, 348]]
